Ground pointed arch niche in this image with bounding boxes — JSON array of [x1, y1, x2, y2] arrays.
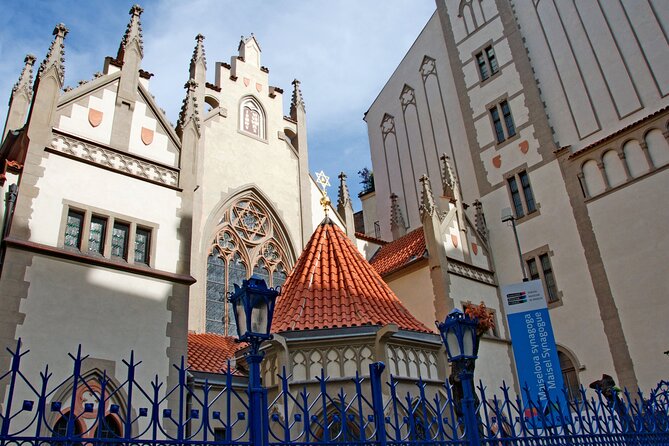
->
[[206, 194, 293, 335]]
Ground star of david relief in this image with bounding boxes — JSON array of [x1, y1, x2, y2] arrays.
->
[[232, 200, 269, 243]]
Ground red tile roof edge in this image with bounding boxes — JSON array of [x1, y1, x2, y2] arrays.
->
[[355, 232, 388, 245], [369, 227, 426, 277]]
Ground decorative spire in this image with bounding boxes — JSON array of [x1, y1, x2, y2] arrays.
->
[[315, 170, 331, 216], [189, 34, 206, 78], [12, 54, 36, 99], [419, 175, 436, 220], [117, 5, 144, 60], [390, 193, 406, 240], [176, 80, 200, 137], [440, 153, 456, 200], [473, 199, 489, 243], [337, 172, 356, 241], [290, 79, 305, 120], [38, 24, 68, 86], [337, 172, 352, 210]]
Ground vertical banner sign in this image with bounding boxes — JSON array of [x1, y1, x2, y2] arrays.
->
[[502, 280, 566, 420]]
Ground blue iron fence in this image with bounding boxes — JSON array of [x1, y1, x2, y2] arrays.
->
[[0, 340, 667, 445]]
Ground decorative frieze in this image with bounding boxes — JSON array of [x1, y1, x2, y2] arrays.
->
[[386, 344, 439, 380], [290, 345, 374, 381], [50, 133, 179, 187], [447, 258, 495, 285]]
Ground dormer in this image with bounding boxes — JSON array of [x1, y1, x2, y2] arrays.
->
[[238, 34, 261, 67]]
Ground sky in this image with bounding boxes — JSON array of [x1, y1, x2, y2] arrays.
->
[[0, 0, 435, 208]]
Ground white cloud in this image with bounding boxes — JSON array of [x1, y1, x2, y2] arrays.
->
[[1, 0, 435, 207]]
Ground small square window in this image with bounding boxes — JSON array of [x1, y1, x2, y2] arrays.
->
[[134, 228, 151, 265], [111, 222, 130, 260], [65, 210, 84, 249], [88, 216, 107, 255]]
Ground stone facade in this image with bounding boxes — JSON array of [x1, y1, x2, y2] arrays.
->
[[363, 0, 669, 392]]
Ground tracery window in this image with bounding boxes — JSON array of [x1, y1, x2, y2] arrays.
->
[[206, 197, 291, 336], [240, 97, 265, 139]]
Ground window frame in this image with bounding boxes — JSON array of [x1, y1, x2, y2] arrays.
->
[[488, 98, 517, 145], [505, 169, 539, 220], [60, 202, 157, 267], [524, 246, 562, 307], [475, 44, 499, 82]]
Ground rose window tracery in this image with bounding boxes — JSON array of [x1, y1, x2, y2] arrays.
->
[[206, 197, 292, 336]]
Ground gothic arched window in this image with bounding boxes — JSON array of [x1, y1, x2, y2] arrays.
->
[[206, 197, 291, 336], [240, 97, 265, 139]]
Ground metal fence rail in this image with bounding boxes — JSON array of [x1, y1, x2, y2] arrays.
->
[[0, 340, 667, 446]]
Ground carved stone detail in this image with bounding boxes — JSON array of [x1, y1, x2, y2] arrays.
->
[[50, 133, 178, 187], [381, 113, 396, 140], [447, 258, 495, 285], [386, 344, 439, 380], [290, 345, 375, 381], [419, 55, 436, 80], [399, 84, 416, 111]]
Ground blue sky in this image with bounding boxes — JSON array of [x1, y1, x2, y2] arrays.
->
[[0, 0, 435, 208]]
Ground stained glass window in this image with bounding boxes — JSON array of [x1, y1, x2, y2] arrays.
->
[[135, 228, 150, 264], [206, 196, 292, 336], [65, 210, 84, 249], [206, 253, 226, 334], [88, 216, 107, 254], [111, 222, 129, 260]]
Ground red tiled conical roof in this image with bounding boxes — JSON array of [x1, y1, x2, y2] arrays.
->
[[273, 219, 431, 333]]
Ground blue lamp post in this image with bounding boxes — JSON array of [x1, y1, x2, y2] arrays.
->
[[229, 276, 279, 446], [437, 308, 481, 446]]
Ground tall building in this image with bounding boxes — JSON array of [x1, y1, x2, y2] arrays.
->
[[363, 0, 669, 393], [0, 5, 338, 406]]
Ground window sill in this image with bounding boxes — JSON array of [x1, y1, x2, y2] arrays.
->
[[513, 207, 541, 225], [494, 132, 520, 150], [5, 237, 195, 285]]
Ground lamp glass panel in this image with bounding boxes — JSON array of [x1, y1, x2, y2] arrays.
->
[[462, 325, 475, 356], [235, 298, 246, 338], [251, 299, 268, 335], [446, 329, 460, 358]]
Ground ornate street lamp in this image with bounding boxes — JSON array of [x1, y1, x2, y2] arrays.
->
[[229, 276, 280, 446], [437, 308, 482, 446]]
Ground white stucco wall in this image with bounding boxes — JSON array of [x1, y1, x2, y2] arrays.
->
[[587, 170, 669, 390]]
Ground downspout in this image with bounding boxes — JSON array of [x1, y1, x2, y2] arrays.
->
[[0, 183, 18, 277]]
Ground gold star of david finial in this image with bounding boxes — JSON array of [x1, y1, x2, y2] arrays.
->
[[315, 170, 331, 215], [315, 170, 330, 191]]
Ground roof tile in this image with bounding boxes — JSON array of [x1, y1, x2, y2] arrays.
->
[[369, 228, 426, 276], [187, 333, 241, 374]]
